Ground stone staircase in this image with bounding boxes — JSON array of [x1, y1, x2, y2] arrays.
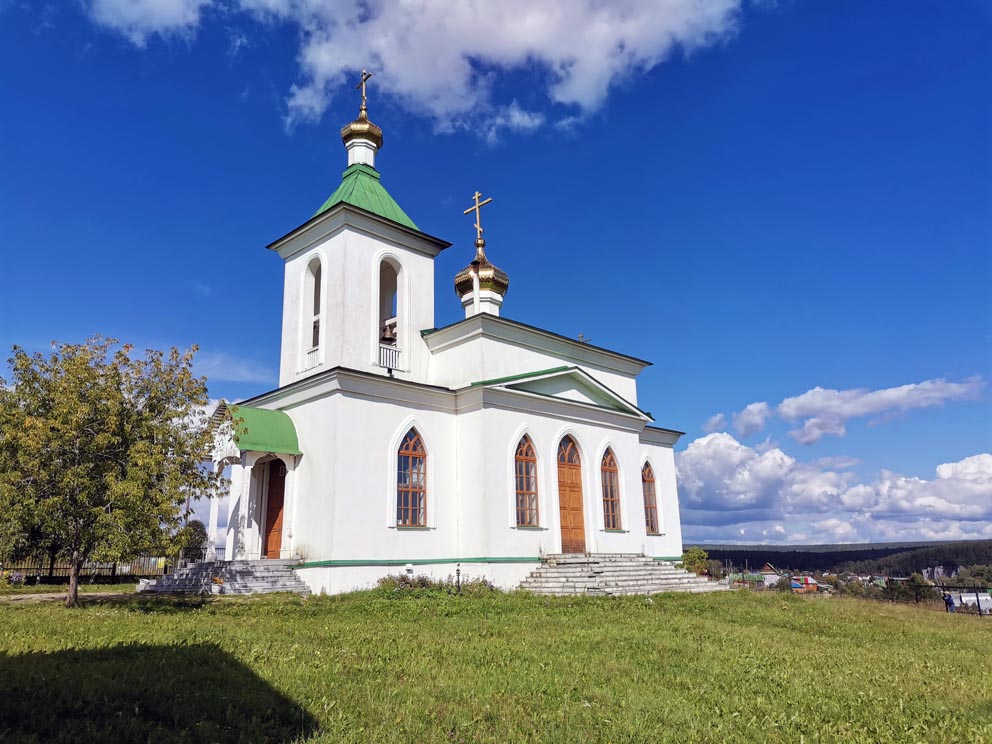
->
[[142, 559, 310, 596], [520, 553, 729, 596]]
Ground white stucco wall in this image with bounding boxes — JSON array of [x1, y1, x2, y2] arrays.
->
[[275, 211, 443, 387]]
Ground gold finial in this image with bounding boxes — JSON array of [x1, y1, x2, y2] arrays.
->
[[463, 191, 493, 242], [356, 69, 373, 114]]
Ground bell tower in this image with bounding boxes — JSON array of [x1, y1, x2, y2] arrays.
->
[[267, 70, 451, 387]]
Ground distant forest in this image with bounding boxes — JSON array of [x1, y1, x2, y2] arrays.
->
[[694, 540, 992, 577]]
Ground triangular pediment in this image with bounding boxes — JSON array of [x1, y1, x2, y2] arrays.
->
[[471, 367, 650, 419]]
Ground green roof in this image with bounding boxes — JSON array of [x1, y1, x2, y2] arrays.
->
[[313, 163, 418, 230], [229, 405, 301, 456], [470, 366, 572, 387]]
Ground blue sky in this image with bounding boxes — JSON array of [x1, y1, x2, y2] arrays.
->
[[1, 1, 990, 544]]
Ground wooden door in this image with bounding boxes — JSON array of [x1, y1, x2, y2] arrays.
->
[[263, 462, 286, 559], [557, 437, 586, 554]]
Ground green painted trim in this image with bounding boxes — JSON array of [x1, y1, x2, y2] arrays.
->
[[513, 525, 546, 531], [298, 556, 542, 569], [603, 529, 628, 533], [652, 556, 683, 562], [470, 366, 572, 387]]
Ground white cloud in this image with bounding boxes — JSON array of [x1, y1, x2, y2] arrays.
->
[[87, 0, 211, 46], [779, 376, 983, 444], [702, 412, 726, 433], [677, 432, 992, 544], [84, 0, 742, 135], [481, 102, 546, 145], [196, 350, 276, 385], [732, 401, 770, 437]]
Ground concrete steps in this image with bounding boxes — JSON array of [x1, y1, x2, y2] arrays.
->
[[520, 553, 728, 597], [142, 559, 310, 597]]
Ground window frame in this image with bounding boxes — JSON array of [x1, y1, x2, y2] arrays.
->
[[396, 428, 427, 528], [642, 462, 660, 535], [514, 435, 540, 527], [601, 448, 622, 531]]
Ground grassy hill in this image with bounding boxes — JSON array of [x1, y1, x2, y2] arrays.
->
[[1, 590, 989, 743]]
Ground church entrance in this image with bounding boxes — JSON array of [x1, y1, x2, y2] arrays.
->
[[262, 461, 286, 559], [557, 436, 586, 554]]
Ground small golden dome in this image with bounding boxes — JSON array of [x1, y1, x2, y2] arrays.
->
[[341, 108, 383, 150], [454, 238, 510, 297]]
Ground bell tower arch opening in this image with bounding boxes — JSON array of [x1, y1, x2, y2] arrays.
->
[[377, 256, 402, 370]]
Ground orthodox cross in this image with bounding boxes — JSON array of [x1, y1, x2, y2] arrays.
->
[[356, 69, 373, 112], [463, 191, 493, 241]]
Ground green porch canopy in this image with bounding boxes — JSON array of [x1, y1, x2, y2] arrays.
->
[[228, 405, 302, 456]]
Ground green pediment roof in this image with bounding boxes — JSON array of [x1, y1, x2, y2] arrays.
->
[[228, 405, 301, 456], [313, 163, 418, 231]]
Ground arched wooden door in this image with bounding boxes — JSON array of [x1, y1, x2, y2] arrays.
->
[[263, 461, 286, 559], [557, 437, 586, 554]]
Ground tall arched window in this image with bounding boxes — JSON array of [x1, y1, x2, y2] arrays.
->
[[514, 436, 539, 527], [396, 429, 426, 526], [601, 448, 621, 530], [303, 257, 322, 370], [642, 463, 659, 534]]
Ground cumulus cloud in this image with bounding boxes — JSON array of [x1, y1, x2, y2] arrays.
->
[[779, 376, 983, 444], [732, 401, 770, 437], [87, 0, 211, 46], [677, 433, 992, 544], [702, 412, 726, 433], [82, 0, 742, 134]]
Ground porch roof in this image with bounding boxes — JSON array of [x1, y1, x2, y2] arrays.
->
[[228, 404, 302, 456]]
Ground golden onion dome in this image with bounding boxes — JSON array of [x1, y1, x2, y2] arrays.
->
[[454, 238, 510, 297], [341, 108, 383, 150]]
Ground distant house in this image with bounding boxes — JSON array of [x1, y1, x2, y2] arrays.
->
[[760, 563, 783, 588], [727, 572, 765, 588], [791, 575, 819, 594]]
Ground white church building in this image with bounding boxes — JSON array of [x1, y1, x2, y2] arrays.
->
[[208, 86, 685, 595]]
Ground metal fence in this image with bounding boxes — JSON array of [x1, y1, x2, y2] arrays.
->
[[2, 546, 212, 585]]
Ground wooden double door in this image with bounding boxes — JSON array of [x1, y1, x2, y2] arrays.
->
[[263, 461, 286, 559], [557, 437, 586, 554]]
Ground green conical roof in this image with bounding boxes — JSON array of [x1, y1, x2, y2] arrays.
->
[[313, 163, 418, 230]]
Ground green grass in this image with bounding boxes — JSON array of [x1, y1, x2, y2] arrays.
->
[[0, 583, 134, 596], [0, 590, 989, 743]]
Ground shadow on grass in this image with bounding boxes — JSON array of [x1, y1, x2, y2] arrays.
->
[[0, 642, 319, 743], [80, 594, 210, 613]]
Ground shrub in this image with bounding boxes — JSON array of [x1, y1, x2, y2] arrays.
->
[[681, 546, 709, 575], [374, 573, 499, 597]]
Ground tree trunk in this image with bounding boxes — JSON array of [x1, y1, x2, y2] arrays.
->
[[47, 551, 56, 579], [66, 554, 83, 608]]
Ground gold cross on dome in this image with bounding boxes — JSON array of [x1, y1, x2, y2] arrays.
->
[[463, 191, 493, 240], [356, 69, 373, 111]]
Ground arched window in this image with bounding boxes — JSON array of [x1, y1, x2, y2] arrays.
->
[[303, 257, 322, 370], [601, 448, 621, 530], [396, 429, 426, 526], [558, 436, 580, 465], [642, 463, 659, 534], [514, 436, 539, 527]]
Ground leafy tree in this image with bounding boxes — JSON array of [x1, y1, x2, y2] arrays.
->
[[0, 337, 221, 607], [955, 565, 992, 587], [706, 559, 725, 580], [771, 576, 792, 592], [681, 546, 709, 575]]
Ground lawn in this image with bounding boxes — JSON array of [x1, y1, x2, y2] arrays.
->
[[0, 589, 988, 743]]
